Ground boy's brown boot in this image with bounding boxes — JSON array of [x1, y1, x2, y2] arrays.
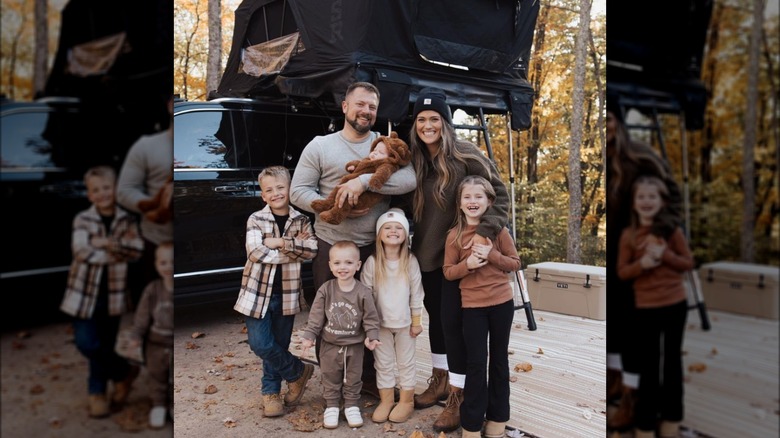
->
[[88, 394, 110, 418], [432, 386, 463, 433], [414, 367, 449, 408], [371, 388, 396, 423], [484, 420, 507, 438], [388, 388, 415, 423], [284, 363, 314, 406], [111, 365, 139, 407], [262, 393, 284, 417]]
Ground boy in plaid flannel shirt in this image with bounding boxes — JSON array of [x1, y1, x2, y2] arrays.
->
[[60, 165, 144, 418], [234, 166, 318, 417]]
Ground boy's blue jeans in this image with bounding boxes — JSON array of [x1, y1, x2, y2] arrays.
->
[[245, 291, 304, 395], [72, 307, 130, 395]]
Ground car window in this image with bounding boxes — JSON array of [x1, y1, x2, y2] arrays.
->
[[240, 110, 331, 169], [174, 109, 251, 169], [1, 111, 56, 168]]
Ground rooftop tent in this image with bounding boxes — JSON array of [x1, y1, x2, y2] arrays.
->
[[606, 0, 714, 130], [216, 0, 539, 130], [42, 0, 173, 170]]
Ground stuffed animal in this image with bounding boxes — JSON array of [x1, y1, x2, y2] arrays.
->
[[311, 132, 411, 225], [137, 177, 173, 224]]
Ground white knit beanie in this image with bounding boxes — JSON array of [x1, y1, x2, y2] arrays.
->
[[375, 208, 410, 236]]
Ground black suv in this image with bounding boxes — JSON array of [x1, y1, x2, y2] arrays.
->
[[1, 96, 163, 328], [172, 97, 340, 307]]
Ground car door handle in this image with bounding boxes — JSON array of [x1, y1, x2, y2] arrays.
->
[[214, 185, 248, 193]]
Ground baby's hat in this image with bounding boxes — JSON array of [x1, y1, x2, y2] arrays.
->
[[376, 208, 410, 236]]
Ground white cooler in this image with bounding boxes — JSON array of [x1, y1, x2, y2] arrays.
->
[[698, 261, 779, 320], [526, 262, 606, 320]]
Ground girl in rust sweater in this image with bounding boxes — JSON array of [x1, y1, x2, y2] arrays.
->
[[617, 175, 695, 438], [442, 176, 520, 438]]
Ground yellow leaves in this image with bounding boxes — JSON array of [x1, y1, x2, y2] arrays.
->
[[514, 362, 533, 372], [688, 363, 707, 373]]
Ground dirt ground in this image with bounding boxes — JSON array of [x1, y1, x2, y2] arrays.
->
[[173, 302, 517, 438], [0, 315, 174, 438]]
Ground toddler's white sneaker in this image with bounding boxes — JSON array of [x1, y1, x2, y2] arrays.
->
[[344, 406, 363, 428], [149, 406, 167, 429], [323, 406, 339, 429]]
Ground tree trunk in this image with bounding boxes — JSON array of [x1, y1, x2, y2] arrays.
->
[[588, 29, 605, 237], [566, 0, 591, 264], [207, 0, 222, 97], [524, 5, 548, 244], [33, 0, 47, 98], [740, 0, 764, 262]]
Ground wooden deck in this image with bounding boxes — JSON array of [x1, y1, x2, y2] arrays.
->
[[290, 299, 779, 438], [678, 309, 779, 438], [294, 308, 608, 438]]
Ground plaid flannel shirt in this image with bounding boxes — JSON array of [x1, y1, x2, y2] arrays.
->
[[233, 204, 318, 319], [60, 205, 144, 319]]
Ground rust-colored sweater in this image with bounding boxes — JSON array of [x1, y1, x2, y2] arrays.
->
[[617, 226, 694, 308], [443, 225, 520, 308]]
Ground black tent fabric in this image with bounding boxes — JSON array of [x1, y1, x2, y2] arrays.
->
[[42, 0, 173, 170], [607, 0, 713, 129], [216, 0, 539, 130]]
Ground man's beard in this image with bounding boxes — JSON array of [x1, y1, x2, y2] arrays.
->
[[346, 113, 373, 134]]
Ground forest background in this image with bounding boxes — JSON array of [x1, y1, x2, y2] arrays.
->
[[2, 0, 778, 268]]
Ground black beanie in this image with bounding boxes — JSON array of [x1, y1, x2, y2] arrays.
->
[[412, 87, 452, 124]]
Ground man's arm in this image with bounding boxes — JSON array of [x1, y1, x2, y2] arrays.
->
[[116, 141, 149, 214], [290, 142, 324, 214]]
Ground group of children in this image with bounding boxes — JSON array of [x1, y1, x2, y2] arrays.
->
[[237, 165, 521, 435], [60, 165, 173, 429], [60, 147, 691, 436]]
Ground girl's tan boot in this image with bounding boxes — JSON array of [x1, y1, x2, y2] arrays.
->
[[371, 388, 395, 423]]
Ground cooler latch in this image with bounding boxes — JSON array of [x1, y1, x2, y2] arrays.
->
[[533, 269, 540, 282], [583, 274, 591, 289]]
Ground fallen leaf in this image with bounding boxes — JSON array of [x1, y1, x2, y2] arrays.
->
[[191, 332, 205, 339], [29, 384, 45, 394], [213, 356, 223, 363], [185, 342, 199, 349], [537, 347, 544, 354], [509, 376, 518, 382], [508, 350, 514, 355], [710, 347, 718, 355], [11, 341, 25, 350], [48, 417, 63, 428], [514, 362, 533, 372], [286, 405, 321, 432], [223, 417, 237, 428], [688, 363, 707, 373], [224, 352, 235, 357], [241, 326, 248, 334], [582, 409, 592, 419], [384, 423, 396, 432], [204, 384, 218, 394]]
